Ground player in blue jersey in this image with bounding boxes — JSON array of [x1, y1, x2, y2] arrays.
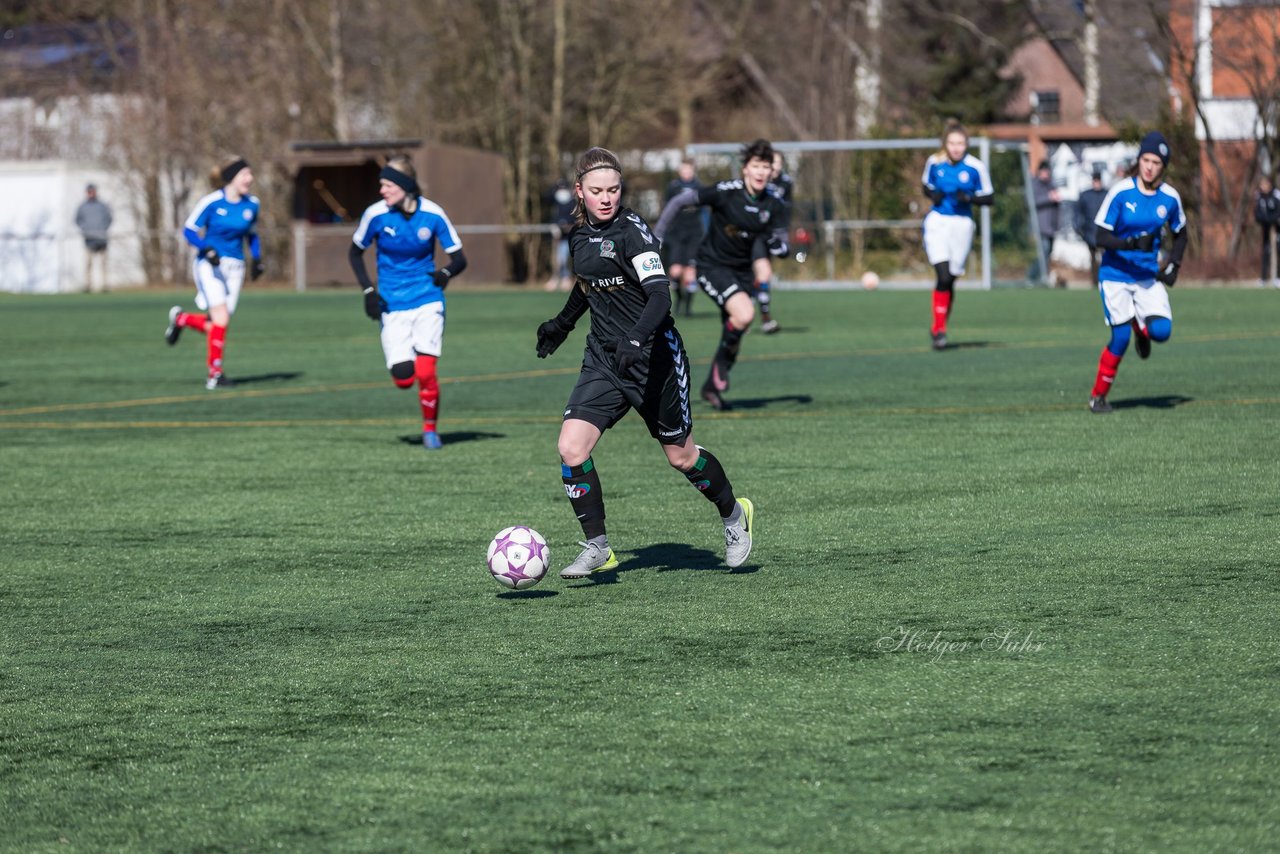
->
[[350, 156, 468, 449], [921, 120, 993, 349], [1087, 131, 1188, 414], [535, 147, 754, 577], [164, 155, 264, 389]]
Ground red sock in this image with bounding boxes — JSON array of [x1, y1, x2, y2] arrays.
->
[[180, 312, 209, 333], [931, 291, 952, 334], [208, 324, 226, 377], [1091, 348, 1122, 398], [416, 354, 439, 433]]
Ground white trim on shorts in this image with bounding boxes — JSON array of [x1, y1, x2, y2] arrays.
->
[[381, 300, 445, 367], [1098, 278, 1172, 327]]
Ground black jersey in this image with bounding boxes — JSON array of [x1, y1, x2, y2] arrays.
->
[[569, 208, 673, 350], [664, 177, 705, 236], [768, 172, 794, 229], [694, 180, 789, 271]]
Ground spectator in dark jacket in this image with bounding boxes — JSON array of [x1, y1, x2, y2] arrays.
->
[[1031, 160, 1061, 285], [1075, 170, 1107, 285], [1254, 176, 1280, 287], [75, 184, 113, 293]]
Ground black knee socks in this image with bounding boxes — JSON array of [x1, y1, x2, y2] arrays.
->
[[562, 457, 606, 539], [681, 447, 737, 517]]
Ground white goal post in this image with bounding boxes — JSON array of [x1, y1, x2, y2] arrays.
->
[[685, 137, 994, 290]]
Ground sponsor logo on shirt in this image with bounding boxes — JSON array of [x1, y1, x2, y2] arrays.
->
[[383, 226, 397, 236], [216, 208, 228, 216], [1125, 202, 1137, 213], [589, 275, 627, 291]]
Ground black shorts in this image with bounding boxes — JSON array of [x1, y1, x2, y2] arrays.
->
[[660, 225, 703, 270], [696, 264, 752, 309], [564, 329, 693, 445]]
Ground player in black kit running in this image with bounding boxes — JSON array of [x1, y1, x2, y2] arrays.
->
[[655, 138, 789, 410], [535, 147, 755, 579]]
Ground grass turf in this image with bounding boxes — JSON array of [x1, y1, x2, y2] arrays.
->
[[1, 287, 1278, 851]]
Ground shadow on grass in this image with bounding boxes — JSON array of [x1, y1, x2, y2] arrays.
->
[[936, 340, 995, 351], [757, 325, 810, 334], [226, 371, 304, 385], [1113, 395, 1194, 410], [708, 394, 813, 411], [398, 430, 506, 446], [496, 589, 559, 600], [568, 541, 759, 586]]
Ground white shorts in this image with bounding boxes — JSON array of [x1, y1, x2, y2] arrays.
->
[[1098, 279, 1172, 327], [923, 211, 976, 276], [381, 301, 445, 367], [192, 257, 245, 314]]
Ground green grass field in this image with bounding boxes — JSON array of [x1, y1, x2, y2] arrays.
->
[[2, 287, 1278, 852]]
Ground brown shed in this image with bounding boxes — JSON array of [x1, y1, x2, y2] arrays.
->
[[284, 139, 507, 287]]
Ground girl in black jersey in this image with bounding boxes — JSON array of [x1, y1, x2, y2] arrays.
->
[[535, 147, 755, 579], [655, 139, 789, 410]]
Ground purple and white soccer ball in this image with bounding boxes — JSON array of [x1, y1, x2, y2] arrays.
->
[[486, 526, 550, 590]]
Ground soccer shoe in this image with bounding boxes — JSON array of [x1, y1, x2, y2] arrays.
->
[[701, 384, 731, 411], [559, 541, 618, 579], [205, 373, 236, 390], [761, 319, 780, 334], [1132, 319, 1151, 360], [422, 431, 443, 450], [724, 497, 754, 568], [164, 306, 182, 346], [1088, 395, 1113, 414], [931, 331, 948, 350]]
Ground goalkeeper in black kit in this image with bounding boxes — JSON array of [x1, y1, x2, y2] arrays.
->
[[535, 147, 755, 579]]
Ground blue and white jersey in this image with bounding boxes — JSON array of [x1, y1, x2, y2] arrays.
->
[[1095, 178, 1186, 283], [352, 197, 462, 312], [922, 153, 993, 217], [183, 190, 260, 260]]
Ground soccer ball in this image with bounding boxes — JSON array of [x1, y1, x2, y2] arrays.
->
[[861, 270, 880, 290], [486, 526, 550, 590]]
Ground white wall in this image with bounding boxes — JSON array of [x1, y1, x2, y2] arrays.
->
[[0, 161, 146, 293]]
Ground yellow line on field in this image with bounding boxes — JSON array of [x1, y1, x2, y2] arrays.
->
[[1, 329, 1277, 420]]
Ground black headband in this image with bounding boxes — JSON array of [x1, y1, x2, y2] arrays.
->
[[220, 159, 249, 185], [577, 163, 620, 180], [379, 164, 418, 194]]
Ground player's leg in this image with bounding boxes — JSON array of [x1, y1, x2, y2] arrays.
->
[[704, 288, 754, 409], [662, 434, 754, 568], [922, 212, 953, 348], [1090, 282, 1137, 413], [409, 302, 446, 448], [195, 261, 234, 388], [752, 256, 779, 334], [558, 365, 628, 578], [1133, 282, 1173, 360]]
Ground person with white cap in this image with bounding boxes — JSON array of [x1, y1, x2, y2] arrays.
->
[[1086, 131, 1189, 414]]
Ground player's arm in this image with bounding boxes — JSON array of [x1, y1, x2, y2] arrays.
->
[[654, 186, 715, 241], [182, 196, 217, 262], [433, 249, 468, 288], [536, 284, 588, 358]]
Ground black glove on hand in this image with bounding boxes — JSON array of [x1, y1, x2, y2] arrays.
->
[[432, 270, 450, 289], [1156, 262, 1180, 286], [250, 259, 265, 281], [1126, 232, 1156, 252], [536, 318, 570, 359], [201, 247, 221, 266], [930, 189, 945, 205], [363, 287, 383, 320], [613, 337, 644, 377], [955, 190, 972, 204]]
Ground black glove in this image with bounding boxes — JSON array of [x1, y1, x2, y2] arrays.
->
[[1125, 232, 1156, 252], [955, 190, 971, 204], [200, 247, 220, 266], [1156, 262, 1180, 286], [363, 287, 383, 320], [250, 259, 265, 281], [432, 269, 451, 289], [613, 337, 644, 377], [536, 318, 571, 359], [930, 189, 945, 205]]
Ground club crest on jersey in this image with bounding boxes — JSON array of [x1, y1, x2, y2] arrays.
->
[[418, 227, 430, 241], [759, 210, 771, 224], [959, 172, 971, 184], [1156, 205, 1168, 218], [243, 210, 254, 220], [599, 239, 616, 259]]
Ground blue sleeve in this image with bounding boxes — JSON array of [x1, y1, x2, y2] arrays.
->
[[183, 226, 205, 250], [248, 233, 261, 259]]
